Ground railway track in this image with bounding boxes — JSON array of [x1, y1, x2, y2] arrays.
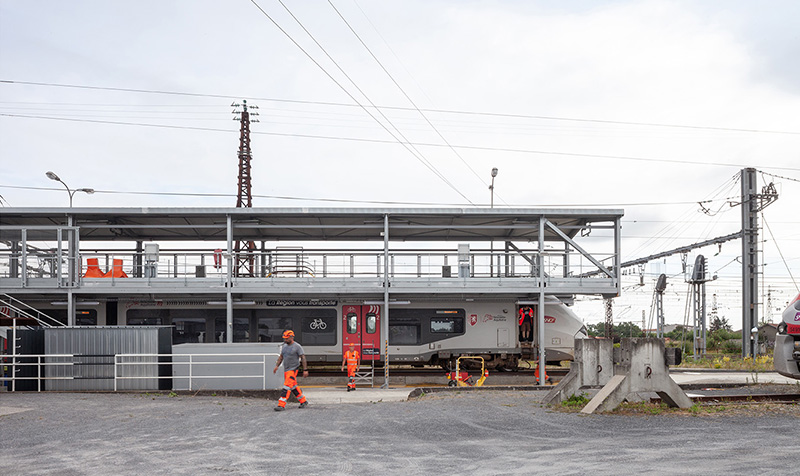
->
[[657, 393, 800, 404], [307, 367, 571, 377]]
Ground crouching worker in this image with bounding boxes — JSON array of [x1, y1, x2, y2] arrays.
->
[[341, 343, 361, 392], [273, 330, 309, 411]]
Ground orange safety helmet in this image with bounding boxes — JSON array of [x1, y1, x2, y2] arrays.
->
[[282, 330, 295, 339]]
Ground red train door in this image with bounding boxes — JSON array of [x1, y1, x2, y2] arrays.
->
[[342, 305, 381, 361]]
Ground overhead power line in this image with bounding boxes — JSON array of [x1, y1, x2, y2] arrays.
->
[[327, 0, 501, 203], [4, 113, 800, 173], [248, 0, 474, 204], [3, 79, 799, 136]]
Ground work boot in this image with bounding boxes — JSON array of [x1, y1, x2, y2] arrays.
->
[[274, 406, 285, 412], [346, 387, 351, 392], [298, 401, 308, 409]]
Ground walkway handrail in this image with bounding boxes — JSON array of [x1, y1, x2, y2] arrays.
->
[[1, 294, 63, 327]]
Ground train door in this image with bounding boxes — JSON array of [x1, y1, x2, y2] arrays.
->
[[342, 305, 381, 361]]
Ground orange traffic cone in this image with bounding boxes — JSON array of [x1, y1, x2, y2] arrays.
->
[[83, 258, 105, 278]]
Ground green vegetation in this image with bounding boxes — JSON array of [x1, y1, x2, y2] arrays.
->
[[674, 354, 774, 372], [561, 393, 589, 409], [613, 401, 669, 415], [585, 321, 776, 372]]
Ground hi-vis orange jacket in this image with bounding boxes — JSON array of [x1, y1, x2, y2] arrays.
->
[[344, 350, 360, 368], [518, 307, 534, 325]]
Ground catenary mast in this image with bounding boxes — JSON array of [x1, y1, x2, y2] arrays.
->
[[232, 100, 259, 277]]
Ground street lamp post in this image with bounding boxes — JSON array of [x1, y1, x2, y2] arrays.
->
[[489, 167, 498, 208], [489, 167, 498, 277], [46, 171, 94, 207]]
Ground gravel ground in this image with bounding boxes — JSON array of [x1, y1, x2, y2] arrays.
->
[[1, 390, 799, 475]]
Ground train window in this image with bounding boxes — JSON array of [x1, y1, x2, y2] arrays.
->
[[127, 317, 163, 326], [346, 313, 358, 334], [173, 317, 207, 344], [389, 324, 420, 345], [300, 316, 336, 345], [257, 317, 293, 342], [214, 317, 250, 343], [366, 313, 377, 334], [431, 317, 463, 333]]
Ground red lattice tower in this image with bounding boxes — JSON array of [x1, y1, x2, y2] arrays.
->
[[232, 100, 259, 276]]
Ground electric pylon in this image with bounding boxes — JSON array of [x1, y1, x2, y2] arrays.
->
[[232, 100, 259, 277]]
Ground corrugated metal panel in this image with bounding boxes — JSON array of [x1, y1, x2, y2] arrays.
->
[[44, 327, 171, 391]]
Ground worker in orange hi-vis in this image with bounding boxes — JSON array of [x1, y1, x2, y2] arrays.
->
[[272, 330, 309, 411], [341, 343, 361, 392]]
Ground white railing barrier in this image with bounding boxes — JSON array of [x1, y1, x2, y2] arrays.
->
[[1, 352, 280, 392], [0, 354, 77, 392], [113, 352, 281, 391]]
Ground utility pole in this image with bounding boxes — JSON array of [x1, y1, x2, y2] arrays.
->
[[604, 298, 613, 339], [232, 100, 259, 277], [738, 168, 777, 357], [689, 255, 712, 359]]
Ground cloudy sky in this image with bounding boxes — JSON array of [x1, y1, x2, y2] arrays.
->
[[1, 0, 798, 325]]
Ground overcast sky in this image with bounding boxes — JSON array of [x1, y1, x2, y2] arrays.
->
[[1, 0, 798, 325]]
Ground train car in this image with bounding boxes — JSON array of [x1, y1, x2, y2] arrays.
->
[[774, 292, 800, 379], [119, 296, 587, 369]]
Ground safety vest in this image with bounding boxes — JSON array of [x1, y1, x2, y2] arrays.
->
[[345, 350, 360, 367]]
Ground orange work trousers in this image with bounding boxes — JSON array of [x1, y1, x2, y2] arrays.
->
[[277, 369, 307, 408], [346, 364, 358, 389]]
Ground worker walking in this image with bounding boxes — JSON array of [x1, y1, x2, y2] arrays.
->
[[341, 343, 361, 392], [273, 330, 309, 411]]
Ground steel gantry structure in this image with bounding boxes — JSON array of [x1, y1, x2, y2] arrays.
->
[[1, 207, 623, 386]]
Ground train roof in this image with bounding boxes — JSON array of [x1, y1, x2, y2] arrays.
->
[[0, 207, 624, 242]]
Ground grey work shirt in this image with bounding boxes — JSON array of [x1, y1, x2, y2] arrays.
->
[[279, 342, 305, 372]]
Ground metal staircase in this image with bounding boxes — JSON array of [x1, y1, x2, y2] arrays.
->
[[1, 294, 64, 327]]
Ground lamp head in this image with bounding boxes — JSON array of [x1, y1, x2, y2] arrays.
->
[[491, 167, 498, 178], [46, 171, 60, 181]]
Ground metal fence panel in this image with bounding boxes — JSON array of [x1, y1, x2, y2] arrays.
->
[[45, 326, 171, 391]]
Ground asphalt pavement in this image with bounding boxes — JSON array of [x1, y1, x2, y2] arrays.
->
[[2, 386, 799, 476]]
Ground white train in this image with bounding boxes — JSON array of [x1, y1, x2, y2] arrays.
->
[[774, 293, 800, 379], [117, 296, 587, 369]]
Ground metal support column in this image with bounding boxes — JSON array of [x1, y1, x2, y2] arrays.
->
[[226, 215, 233, 343], [67, 216, 75, 288], [20, 230, 27, 287], [135, 241, 143, 278], [614, 217, 621, 295], [382, 214, 390, 389], [67, 289, 74, 326], [741, 168, 758, 358], [56, 228, 63, 286], [537, 217, 546, 385], [73, 227, 81, 286]]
